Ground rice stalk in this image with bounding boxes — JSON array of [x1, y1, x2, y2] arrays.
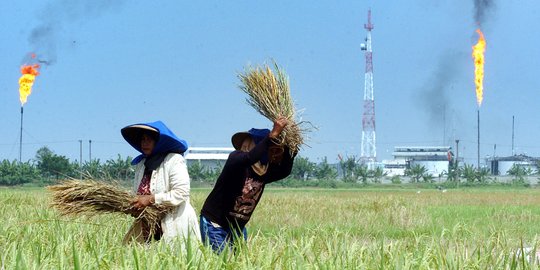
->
[[47, 179, 170, 236], [238, 61, 311, 153]]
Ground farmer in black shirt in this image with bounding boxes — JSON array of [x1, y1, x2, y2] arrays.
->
[[200, 117, 296, 252]]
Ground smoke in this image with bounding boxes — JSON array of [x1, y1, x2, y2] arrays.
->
[[473, 0, 496, 26], [415, 51, 467, 130], [28, 24, 57, 65], [27, 0, 126, 65]]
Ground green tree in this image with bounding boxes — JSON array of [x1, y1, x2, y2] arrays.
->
[[354, 164, 370, 184], [313, 157, 338, 180], [370, 167, 386, 183], [446, 166, 460, 183], [508, 164, 531, 185], [0, 160, 40, 185], [103, 155, 133, 181], [476, 167, 491, 183], [461, 164, 477, 183], [422, 174, 434, 183], [80, 159, 104, 179], [390, 175, 402, 184], [188, 161, 206, 181], [446, 159, 460, 182], [291, 156, 315, 180], [36, 147, 73, 180], [203, 163, 223, 182], [405, 164, 428, 183], [187, 161, 223, 182], [340, 156, 359, 183]]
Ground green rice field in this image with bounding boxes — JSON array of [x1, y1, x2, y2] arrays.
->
[[2, 186, 540, 269]]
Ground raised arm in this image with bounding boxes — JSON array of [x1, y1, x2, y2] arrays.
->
[[265, 147, 296, 183], [227, 116, 290, 168]]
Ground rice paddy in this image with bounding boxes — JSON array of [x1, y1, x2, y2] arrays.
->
[[2, 186, 540, 269]]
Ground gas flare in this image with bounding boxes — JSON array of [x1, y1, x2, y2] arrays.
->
[[18, 63, 40, 106], [472, 29, 486, 107]]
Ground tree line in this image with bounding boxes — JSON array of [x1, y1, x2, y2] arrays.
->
[[0, 147, 133, 186], [0, 147, 538, 187], [0, 148, 382, 186]]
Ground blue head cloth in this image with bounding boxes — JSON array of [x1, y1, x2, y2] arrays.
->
[[248, 128, 270, 144], [231, 128, 270, 164], [121, 121, 188, 165]]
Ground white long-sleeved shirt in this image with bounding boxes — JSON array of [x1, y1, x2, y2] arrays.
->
[[132, 153, 201, 242]]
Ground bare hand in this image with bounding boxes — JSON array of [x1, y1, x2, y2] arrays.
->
[[130, 195, 155, 210], [269, 116, 289, 139]]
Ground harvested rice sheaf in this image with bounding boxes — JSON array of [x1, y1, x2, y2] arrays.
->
[[238, 62, 310, 153], [48, 180, 170, 235]]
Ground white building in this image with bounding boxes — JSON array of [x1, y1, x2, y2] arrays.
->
[[381, 159, 407, 177], [184, 147, 234, 169], [489, 155, 538, 175], [384, 146, 452, 176]]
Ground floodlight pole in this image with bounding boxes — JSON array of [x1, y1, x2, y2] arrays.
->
[[89, 139, 92, 162], [79, 140, 83, 179], [512, 115, 515, 156], [455, 139, 460, 185]]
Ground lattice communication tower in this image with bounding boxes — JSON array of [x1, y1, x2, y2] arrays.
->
[[360, 9, 377, 164]]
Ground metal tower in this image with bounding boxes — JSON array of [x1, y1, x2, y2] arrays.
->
[[360, 9, 376, 164]]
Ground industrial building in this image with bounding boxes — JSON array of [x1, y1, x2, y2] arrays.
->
[[489, 154, 539, 175], [184, 147, 233, 170], [383, 146, 452, 177]]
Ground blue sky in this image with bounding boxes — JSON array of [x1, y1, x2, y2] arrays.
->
[[1, 0, 539, 165]]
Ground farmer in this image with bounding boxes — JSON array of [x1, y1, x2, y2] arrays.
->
[[199, 116, 296, 252], [121, 121, 201, 244]]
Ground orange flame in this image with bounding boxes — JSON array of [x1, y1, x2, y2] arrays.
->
[[18, 63, 40, 106], [472, 29, 486, 107]]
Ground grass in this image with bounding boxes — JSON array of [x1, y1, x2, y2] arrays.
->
[[2, 186, 540, 269]]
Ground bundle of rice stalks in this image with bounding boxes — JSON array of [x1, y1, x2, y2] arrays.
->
[[238, 61, 309, 153], [48, 179, 170, 235]]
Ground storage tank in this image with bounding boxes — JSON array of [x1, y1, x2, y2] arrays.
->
[[490, 155, 538, 175], [409, 160, 449, 177]]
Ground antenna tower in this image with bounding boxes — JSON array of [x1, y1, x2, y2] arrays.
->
[[360, 9, 377, 164]]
